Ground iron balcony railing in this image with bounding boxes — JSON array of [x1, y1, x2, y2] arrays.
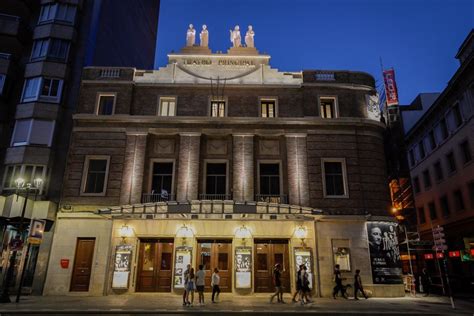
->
[[255, 194, 288, 204], [198, 194, 232, 200], [142, 193, 176, 203], [100, 68, 120, 78]]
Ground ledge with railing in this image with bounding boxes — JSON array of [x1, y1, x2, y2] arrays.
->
[[255, 194, 288, 204], [142, 193, 176, 203], [198, 194, 232, 200]]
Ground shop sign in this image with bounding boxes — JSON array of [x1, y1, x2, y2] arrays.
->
[[448, 251, 460, 258], [235, 247, 252, 289], [383, 69, 399, 106], [173, 247, 192, 289], [28, 218, 46, 245], [112, 244, 133, 289], [60, 259, 69, 269], [295, 248, 313, 289], [366, 222, 403, 284], [400, 254, 416, 260], [471, 249, 474, 256], [424, 254, 434, 260], [436, 252, 444, 259]]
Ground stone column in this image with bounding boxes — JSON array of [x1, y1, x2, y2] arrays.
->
[[176, 133, 201, 201], [232, 134, 254, 202], [120, 132, 148, 205], [285, 134, 309, 206]]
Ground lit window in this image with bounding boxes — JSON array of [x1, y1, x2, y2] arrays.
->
[[81, 156, 110, 195], [210, 100, 226, 117], [322, 158, 348, 197], [96, 94, 116, 115], [158, 97, 176, 116], [320, 97, 337, 118], [21, 77, 63, 103], [39, 3, 76, 24], [11, 119, 55, 147], [261, 100, 276, 117]]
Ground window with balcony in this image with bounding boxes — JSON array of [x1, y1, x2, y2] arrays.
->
[[158, 97, 176, 116], [459, 140, 472, 165], [319, 97, 338, 118], [417, 207, 426, 224], [428, 201, 437, 220], [260, 100, 276, 117], [31, 38, 69, 61], [422, 169, 431, 189], [96, 94, 116, 115], [2, 165, 47, 193], [322, 158, 348, 198], [446, 151, 456, 174], [453, 189, 465, 212], [258, 162, 282, 202], [39, 3, 77, 24], [433, 161, 443, 182], [204, 162, 227, 199], [21, 77, 63, 103], [81, 156, 110, 195], [150, 162, 174, 201], [412, 176, 421, 194], [440, 195, 450, 217], [210, 100, 226, 117], [11, 119, 55, 147]]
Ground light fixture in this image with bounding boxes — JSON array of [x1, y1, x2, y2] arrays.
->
[[235, 225, 252, 246], [33, 178, 43, 189], [119, 224, 134, 243], [294, 225, 307, 246], [15, 178, 25, 189], [176, 224, 194, 245]]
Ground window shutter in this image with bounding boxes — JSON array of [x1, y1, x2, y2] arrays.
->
[[30, 120, 54, 146], [12, 119, 32, 145]]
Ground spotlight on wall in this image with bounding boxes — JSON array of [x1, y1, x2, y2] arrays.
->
[[176, 224, 194, 245], [235, 225, 252, 246], [294, 225, 307, 246], [119, 224, 134, 243]]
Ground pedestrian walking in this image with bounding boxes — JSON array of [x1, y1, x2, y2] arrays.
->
[[270, 263, 284, 303], [211, 267, 221, 303], [353, 269, 368, 300], [421, 268, 431, 297], [332, 264, 347, 299], [292, 264, 303, 303], [301, 265, 312, 304], [196, 264, 206, 305], [183, 264, 191, 306], [185, 267, 195, 306]]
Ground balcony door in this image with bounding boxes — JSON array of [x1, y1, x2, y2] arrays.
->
[[258, 163, 284, 203], [147, 161, 174, 202], [203, 162, 227, 200]]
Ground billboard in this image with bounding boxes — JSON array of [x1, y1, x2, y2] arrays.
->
[[383, 69, 399, 107], [366, 222, 403, 284]]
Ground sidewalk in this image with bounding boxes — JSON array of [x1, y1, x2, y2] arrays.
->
[[0, 293, 472, 315]]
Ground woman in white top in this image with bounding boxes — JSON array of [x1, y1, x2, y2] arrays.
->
[[211, 268, 221, 303], [195, 264, 206, 305]]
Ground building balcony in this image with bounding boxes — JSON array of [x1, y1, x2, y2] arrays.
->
[[142, 193, 176, 203], [199, 194, 232, 201], [255, 194, 288, 204]]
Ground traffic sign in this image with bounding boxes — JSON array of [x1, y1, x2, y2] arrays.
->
[[27, 218, 46, 245]]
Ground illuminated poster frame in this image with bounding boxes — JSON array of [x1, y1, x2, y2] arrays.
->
[[294, 248, 314, 289], [112, 244, 133, 289], [173, 246, 192, 289], [235, 247, 252, 289]]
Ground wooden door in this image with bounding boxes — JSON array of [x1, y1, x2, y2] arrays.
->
[[70, 238, 95, 292], [254, 240, 290, 292], [136, 239, 174, 292], [197, 240, 232, 292]]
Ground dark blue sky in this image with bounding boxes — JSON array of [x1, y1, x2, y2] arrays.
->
[[155, 0, 473, 105]]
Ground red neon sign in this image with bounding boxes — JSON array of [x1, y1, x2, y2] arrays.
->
[[424, 253, 434, 260], [470, 249, 474, 256], [436, 253, 444, 259], [448, 251, 460, 258]]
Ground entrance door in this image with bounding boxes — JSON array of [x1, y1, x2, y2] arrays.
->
[[136, 239, 174, 292], [197, 239, 232, 292], [254, 239, 290, 292], [70, 238, 95, 292]]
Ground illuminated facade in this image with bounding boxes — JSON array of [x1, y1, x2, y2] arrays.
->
[[42, 45, 404, 297]]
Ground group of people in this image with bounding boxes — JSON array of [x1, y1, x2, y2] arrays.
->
[[182, 264, 221, 306]]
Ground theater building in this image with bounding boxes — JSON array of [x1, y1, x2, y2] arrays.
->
[[42, 42, 403, 297]]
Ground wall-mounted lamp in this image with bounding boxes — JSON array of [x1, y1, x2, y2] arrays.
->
[[294, 225, 307, 246], [176, 224, 194, 245], [235, 225, 252, 246], [119, 224, 134, 243]]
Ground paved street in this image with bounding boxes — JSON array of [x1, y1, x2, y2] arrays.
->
[[0, 293, 472, 315]]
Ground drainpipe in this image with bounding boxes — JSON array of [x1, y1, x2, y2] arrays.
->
[[314, 219, 322, 297]]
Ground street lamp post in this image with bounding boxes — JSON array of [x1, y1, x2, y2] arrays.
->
[[0, 178, 43, 304]]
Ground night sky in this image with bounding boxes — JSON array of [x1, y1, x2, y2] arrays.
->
[[155, 0, 473, 105]]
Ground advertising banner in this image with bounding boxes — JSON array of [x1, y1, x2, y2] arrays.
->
[[173, 247, 192, 289], [112, 244, 133, 289], [383, 69, 399, 106], [367, 222, 403, 284], [235, 247, 252, 288], [294, 248, 313, 289]]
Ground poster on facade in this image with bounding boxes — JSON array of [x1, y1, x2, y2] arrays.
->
[[235, 247, 252, 288], [366, 222, 403, 284], [173, 247, 192, 289], [383, 69, 399, 106], [112, 244, 133, 289], [294, 248, 313, 289], [333, 247, 351, 272]]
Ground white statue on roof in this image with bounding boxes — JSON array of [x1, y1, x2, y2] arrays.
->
[[200, 25, 209, 47], [186, 24, 196, 46], [230, 25, 241, 48], [245, 25, 255, 48]]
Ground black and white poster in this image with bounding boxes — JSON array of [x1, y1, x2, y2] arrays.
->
[[294, 249, 313, 289], [235, 247, 252, 288], [173, 247, 192, 289], [366, 222, 403, 284], [112, 244, 133, 289]]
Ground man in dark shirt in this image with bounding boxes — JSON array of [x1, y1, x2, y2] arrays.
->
[[332, 264, 347, 299], [354, 269, 368, 300], [270, 263, 284, 303]]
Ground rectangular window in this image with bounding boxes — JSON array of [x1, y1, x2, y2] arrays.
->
[[418, 141, 426, 159], [158, 97, 176, 116], [446, 151, 456, 173], [440, 195, 450, 217], [417, 207, 426, 224], [205, 163, 227, 196], [21, 77, 41, 102], [11, 119, 55, 147], [0, 74, 5, 95], [322, 159, 348, 197], [261, 100, 276, 117], [47, 39, 69, 60], [81, 157, 109, 195], [259, 163, 281, 197], [2, 165, 47, 193], [96, 94, 115, 115], [428, 130, 436, 150], [453, 189, 465, 212], [320, 97, 337, 118], [151, 162, 173, 197], [428, 202, 437, 220], [459, 140, 472, 164], [210, 101, 226, 117], [452, 104, 463, 128], [31, 39, 49, 60], [412, 176, 421, 194], [439, 118, 448, 140], [21, 77, 63, 103], [433, 161, 443, 181], [422, 169, 431, 189], [39, 3, 76, 24], [408, 149, 415, 166]]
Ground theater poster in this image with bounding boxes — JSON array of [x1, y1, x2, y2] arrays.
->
[[173, 247, 192, 289], [366, 222, 403, 284], [112, 244, 133, 289], [294, 248, 313, 289], [235, 247, 252, 288]]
